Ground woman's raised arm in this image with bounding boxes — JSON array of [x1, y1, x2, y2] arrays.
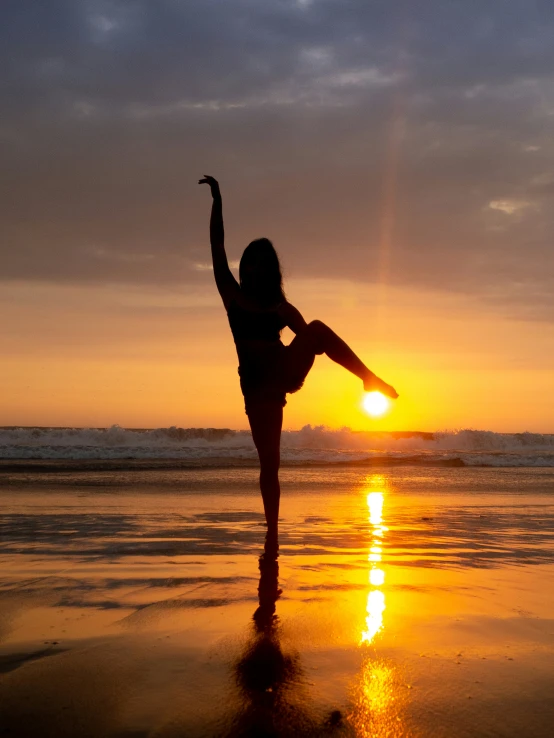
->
[[198, 175, 240, 308]]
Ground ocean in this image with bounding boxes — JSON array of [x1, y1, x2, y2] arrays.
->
[[2, 424, 554, 468]]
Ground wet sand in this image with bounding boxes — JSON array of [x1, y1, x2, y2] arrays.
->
[[1, 467, 554, 737]]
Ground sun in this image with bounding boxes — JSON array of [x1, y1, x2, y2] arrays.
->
[[363, 391, 389, 417]]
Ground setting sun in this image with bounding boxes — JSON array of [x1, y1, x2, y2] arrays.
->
[[363, 391, 389, 417]]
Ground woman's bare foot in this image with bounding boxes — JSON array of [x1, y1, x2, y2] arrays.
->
[[363, 372, 399, 399]]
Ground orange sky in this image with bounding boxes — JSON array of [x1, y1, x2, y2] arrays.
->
[[2, 277, 553, 431], [3, 3, 554, 432]]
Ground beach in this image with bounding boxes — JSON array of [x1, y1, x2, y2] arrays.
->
[[1, 463, 554, 737]]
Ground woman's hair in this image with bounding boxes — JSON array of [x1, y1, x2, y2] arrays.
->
[[239, 238, 286, 307]]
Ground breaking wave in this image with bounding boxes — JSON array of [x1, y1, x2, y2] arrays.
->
[[1, 425, 554, 467]]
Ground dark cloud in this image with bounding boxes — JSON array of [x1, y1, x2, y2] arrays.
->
[[1, 0, 554, 317]]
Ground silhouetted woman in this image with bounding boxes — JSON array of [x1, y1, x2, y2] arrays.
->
[[199, 176, 398, 554]]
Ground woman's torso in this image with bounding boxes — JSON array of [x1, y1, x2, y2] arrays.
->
[[227, 298, 287, 346], [226, 297, 289, 388]]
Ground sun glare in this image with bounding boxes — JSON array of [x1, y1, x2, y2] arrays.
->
[[363, 391, 389, 417]]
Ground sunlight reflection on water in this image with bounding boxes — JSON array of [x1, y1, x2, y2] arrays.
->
[[351, 474, 407, 737], [362, 477, 387, 644]]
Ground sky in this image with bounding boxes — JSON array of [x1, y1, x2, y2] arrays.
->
[[2, 0, 554, 431]]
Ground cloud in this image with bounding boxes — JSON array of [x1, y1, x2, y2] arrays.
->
[[1, 0, 554, 319], [488, 199, 537, 215]]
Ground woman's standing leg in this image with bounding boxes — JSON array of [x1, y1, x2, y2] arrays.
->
[[246, 402, 283, 553]]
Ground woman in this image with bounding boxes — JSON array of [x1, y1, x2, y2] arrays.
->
[[199, 175, 398, 554]]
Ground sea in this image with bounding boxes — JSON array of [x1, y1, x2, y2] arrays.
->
[[1, 424, 554, 469]]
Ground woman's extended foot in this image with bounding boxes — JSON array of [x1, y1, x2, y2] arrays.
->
[[363, 372, 399, 399]]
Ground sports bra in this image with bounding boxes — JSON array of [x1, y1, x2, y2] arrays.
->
[[227, 299, 286, 343]]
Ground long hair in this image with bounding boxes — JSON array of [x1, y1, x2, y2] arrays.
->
[[239, 238, 286, 308]]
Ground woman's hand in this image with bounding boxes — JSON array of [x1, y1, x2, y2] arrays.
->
[[198, 175, 220, 196]]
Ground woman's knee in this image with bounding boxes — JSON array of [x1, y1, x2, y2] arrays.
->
[[260, 455, 280, 474], [259, 450, 280, 481]]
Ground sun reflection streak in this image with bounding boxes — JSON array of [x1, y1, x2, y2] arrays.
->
[[370, 568, 385, 586], [350, 474, 407, 736], [362, 590, 386, 644], [349, 657, 406, 737], [367, 491, 384, 525], [361, 477, 387, 645]]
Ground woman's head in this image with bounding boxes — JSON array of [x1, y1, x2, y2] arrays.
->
[[239, 238, 285, 307]]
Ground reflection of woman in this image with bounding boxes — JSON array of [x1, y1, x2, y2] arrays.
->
[[231, 554, 344, 736], [231, 554, 313, 737], [236, 555, 294, 695], [199, 176, 398, 553]]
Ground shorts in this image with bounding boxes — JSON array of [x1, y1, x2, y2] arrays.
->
[[238, 343, 307, 416]]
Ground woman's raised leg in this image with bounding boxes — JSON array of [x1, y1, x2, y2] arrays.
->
[[286, 320, 398, 398], [246, 402, 283, 553]]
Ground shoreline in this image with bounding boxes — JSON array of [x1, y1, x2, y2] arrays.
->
[[0, 457, 470, 473]]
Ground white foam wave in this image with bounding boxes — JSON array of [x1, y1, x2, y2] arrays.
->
[[1, 425, 554, 466]]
